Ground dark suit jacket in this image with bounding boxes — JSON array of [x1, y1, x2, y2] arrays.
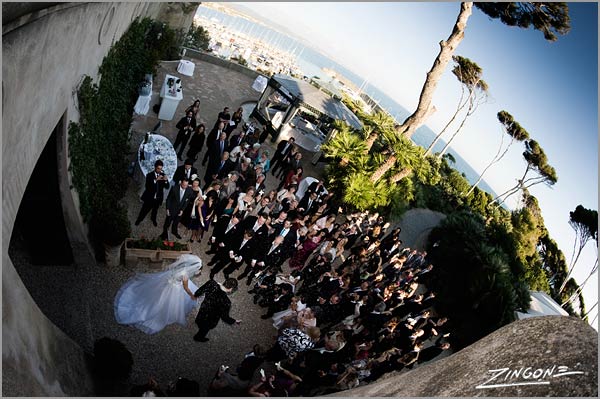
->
[[227, 133, 246, 152], [207, 139, 227, 165], [297, 194, 319, 216], [206, 127, 224, 145], [206, 157, 233, 180], [212, 215, 234, 240], [241, 216, 269, 239], [165, 185, 194, 215], [285, 157, 302, 173], [141, 171, 170, 203], [274, 140, 294, 159], [258, 242, 286, 268], [228, 235, 260, 263], [176, 116, 196, 136], [173, 165, 198, 184]]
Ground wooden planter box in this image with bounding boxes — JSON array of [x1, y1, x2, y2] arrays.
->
[[124, 238, 192, 266]]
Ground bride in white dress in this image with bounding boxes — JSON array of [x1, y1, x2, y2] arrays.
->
[[114, 254, 203, 334]]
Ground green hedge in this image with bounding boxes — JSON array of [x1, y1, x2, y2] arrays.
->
[[68, 18, 181, 249]]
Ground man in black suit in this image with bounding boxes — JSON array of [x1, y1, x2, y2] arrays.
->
[[297, 192, 319, 217], [202, 122, 226, 166], [238, 235, 286, 285], [270, 137, 295, 176], [204, 130, 227, 172], [240, 212, 269, 240], [135, 160, 170, 227], [161, 178, 194, 239], [210, 229, 258, 280], [173, 159, 198, 185], [203, 151, 231, 190], [227, 130, 247, 152], [277, 150, 302, 180], [207, 213, 242, 254], [173, 111, 196, 160]]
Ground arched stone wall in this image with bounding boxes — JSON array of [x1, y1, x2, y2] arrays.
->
[[1, 3, 163, 395]]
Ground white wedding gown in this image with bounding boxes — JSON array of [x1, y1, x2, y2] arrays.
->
[[114, 254, 203, 334]]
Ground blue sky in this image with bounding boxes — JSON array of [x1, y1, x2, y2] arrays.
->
[[232, 2, 599, 324]]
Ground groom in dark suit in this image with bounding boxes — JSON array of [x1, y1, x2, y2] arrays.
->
[[161, 178, 194, 239], [192, 277, 240, 342]]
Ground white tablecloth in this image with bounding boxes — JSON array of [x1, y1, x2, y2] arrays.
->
[[134, 79, 153, 115], [252, 75, 268, 92], [177, 60, 195, 76], [138, 134, 177, 182]]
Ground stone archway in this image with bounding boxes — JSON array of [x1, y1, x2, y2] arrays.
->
[[9, 116, 74, 266]]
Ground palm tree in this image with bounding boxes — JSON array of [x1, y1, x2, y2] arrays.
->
[[344, 172, 391, 211], [320, 128, 367, 167]]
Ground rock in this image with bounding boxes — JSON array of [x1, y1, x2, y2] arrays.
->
[[334, 316, 597, 397]]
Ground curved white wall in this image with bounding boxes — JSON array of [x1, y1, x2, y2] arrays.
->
[[2, 3, 162, 395]]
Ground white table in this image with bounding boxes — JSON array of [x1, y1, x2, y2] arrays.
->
[[159, 74, 183, 120], [137, 134, 178, 197], [177, 60, 195, 76], [134, 80, 153, 115]]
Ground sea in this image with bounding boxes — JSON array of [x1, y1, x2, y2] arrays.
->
[[196, 6, 498, 197]]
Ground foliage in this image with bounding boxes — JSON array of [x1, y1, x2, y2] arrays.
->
[[68, 18, 178, 252], [559, 205, 598, 293], [184, 23, 211, 51], [236, 57, 248, 67], [342, 173, 391, 211], [127, 237, 189, 251], [474, 2, 571, 42], [93, 337, 133, 380], [427, 211, 531, 349]]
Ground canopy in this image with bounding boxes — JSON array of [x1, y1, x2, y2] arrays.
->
[[515, 291, 569, 320], [272, 74, 363, 130]]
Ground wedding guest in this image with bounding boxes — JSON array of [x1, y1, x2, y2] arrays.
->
[[173, 159, 197, 185], [270, 137, 296, 176], [202, 121, 226, 166], [186, 124, 206, 163], [185, 99, 201, 119], [161, 178, 194, 240], [135, 160, 169, 227], [226, 107, 244, 136], [173, 110, 196, 160]]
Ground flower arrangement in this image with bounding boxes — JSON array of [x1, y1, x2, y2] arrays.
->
[[126, 237, 188, 251]]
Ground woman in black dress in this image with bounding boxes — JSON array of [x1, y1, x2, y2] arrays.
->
[[185, 99, 201, 119], [186, 124, 206, 162], [225, 107, 243, 136]]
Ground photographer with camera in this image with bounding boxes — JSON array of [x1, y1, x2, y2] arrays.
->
[[135, 160, 170, 227]]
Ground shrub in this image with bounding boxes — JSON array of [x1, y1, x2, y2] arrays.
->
[[68, 18, 180, 253]]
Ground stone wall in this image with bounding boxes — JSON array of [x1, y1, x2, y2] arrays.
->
[[184, 48, 264, 80], [335, 316, 597, 397], [2, 3, 162, 396]]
